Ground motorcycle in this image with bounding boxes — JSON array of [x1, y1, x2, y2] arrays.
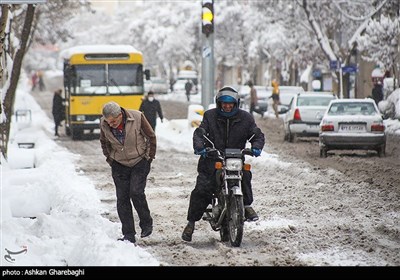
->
[[197, 127, 260, 247]]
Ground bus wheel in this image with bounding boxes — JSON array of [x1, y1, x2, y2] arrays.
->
[[65, 126, 71, 136]]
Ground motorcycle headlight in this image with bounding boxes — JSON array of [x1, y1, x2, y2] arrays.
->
[[226, 158, 242, 171]]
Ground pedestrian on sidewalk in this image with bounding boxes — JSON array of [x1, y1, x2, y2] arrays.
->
[[52, 89, 65, 136], [100, 101, 157, 244], [139, 91, 164, 131]]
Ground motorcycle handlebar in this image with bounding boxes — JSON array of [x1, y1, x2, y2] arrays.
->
[[204, 147, 254, 159], [242, 148, 254, 156]]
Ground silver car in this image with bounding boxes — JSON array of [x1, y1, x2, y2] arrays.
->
[[242, 86, 271, 114], [319, 98, 386, 157], [267, 86, 305, 114], [284, 91, 337, 142], [148, 77, 170, 94]]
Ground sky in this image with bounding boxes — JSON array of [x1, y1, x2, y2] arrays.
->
[[1, 71, 400, 268]]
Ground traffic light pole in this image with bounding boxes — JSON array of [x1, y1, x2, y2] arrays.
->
[[201, 33, 214, 110]]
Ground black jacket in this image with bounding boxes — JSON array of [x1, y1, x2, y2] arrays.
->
[[139, 99, 163, 129], [193, 108, 265, 152], [52, 94, 64, 123]]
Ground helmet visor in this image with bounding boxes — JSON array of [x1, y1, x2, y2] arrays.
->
[[218, 95, 236, 103]]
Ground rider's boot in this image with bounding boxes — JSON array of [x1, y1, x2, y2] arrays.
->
[[182, 221, 195, 242], [244, 206, 259, 222]]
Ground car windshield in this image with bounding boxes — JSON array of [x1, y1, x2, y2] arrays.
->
[[297, 96, 335, 106], [328, 102, 377, 116]]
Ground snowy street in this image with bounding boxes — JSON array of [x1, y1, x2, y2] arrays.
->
[[29, 89, 400, 266]]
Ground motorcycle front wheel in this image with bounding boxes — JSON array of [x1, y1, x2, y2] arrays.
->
[[220, 220, 229, 242], [227, 193, 244, 247]]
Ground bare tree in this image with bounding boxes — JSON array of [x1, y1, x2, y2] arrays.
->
[[0, 1, 91, 160], [1, 4, 35, 160]]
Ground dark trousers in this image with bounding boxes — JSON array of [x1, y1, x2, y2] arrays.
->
[[186, 158, 253, 222], [53, 115, 62, 136], [111, 158, 152, 237]]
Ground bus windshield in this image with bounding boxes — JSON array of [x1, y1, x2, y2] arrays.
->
[[72, 64, 143, 95]]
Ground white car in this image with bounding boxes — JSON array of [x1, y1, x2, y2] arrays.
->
[[267, 86, 305, 114], [319, 98, 386, 157], [242, 85, 271, 114], [284, 91, 337, 142], [147, 77, 170, 94], [173, 79, 198, 95]]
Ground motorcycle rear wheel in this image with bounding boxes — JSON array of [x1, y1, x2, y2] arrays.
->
[[227, 194, 244, 247]]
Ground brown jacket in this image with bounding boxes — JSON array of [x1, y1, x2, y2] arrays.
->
[[100, 108, 156, 167], [250, 86, 258, 105]]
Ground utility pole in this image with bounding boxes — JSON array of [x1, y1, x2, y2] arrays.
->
[[201, 0, 214, 109]]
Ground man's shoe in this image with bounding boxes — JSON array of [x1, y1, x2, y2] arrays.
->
[[245, 206, 259, 222], [118, 235, 136, 243], [141, 226, 153, 238], [181, 222, 194, 242]]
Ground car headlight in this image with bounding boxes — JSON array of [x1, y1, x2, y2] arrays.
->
[[226, 158, 242, 171]]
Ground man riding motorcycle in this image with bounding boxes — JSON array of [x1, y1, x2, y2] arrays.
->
[[182, 86, 265, 242]]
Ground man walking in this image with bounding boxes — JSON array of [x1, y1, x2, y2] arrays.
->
[[139, 91, 164, 131], [248, 81, 264, 117], [100, 101, 156, 243], [185, 80, 193, 102], [271, 79, 280, 118], [52, 89, 65, 136]]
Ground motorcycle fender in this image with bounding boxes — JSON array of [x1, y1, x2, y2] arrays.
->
[[231, 185, 242, 196]]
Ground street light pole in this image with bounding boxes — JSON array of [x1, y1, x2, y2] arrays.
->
[[339, 59, 343, 99], [201, 34, 214, 109]]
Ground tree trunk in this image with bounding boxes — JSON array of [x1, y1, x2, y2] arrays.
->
[[0, 5, 10, 159], [1, 4, 35, 160], [0, 5, 9, 87]]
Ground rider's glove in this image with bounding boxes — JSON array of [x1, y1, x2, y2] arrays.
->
[[194, 148, 207, 158], [251, 148, 262, 157]]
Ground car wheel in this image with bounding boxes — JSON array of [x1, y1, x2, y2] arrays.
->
[[320, 147, 328, 158], [288, 129, 294, 143], [377, 144, 386, 157], [283, 126, 289, 141]]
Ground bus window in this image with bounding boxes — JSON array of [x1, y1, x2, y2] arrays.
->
[[108, 64, 143, 94], [75, 65, 106, 94]]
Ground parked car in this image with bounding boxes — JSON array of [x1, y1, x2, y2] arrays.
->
[[144, 79, 151, 93], [284, 91, 337, 142], [238, 84, 250, 99], [242, 85, 272, 114], [173, 79, 198, 95], [267, 86, 305, 114], [319, 98, 386, 158], [147, 77, 170, 94]]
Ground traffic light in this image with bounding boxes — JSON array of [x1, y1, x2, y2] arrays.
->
[[202, 0, 214, 37]]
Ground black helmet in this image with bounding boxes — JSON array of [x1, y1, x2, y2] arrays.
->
[[215, 86, 240, 117]]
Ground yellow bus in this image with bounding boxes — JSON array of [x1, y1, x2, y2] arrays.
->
[[61, 45, 149, 139]]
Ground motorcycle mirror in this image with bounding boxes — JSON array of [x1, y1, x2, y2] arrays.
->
[[196, 127, 215, 148]]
